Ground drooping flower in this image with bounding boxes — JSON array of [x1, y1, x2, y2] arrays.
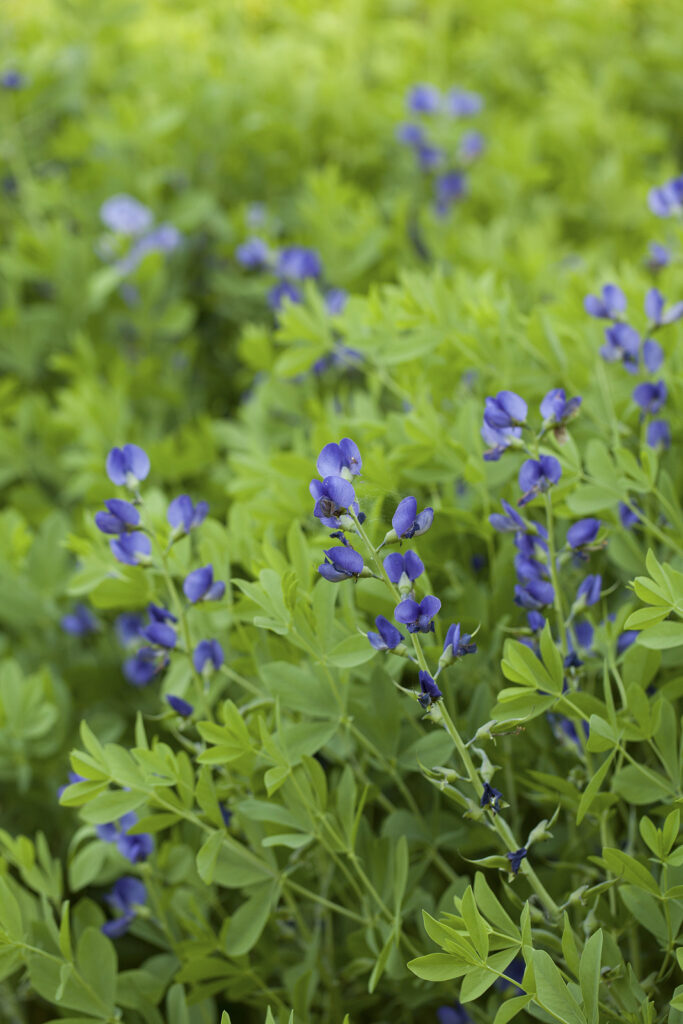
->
[[383, 551, 424, 592], [310, 475, 359, 528], [391, 496, 434, 540], [106, 444, 150, 487], [110, 532, 152, 566], [394, 594, 441, 633], [633, 380, 667, 416], [167, 495, 209, 533], [61, 604, 98, 636], [367, 615, 405, 651], [506, 847, 527, 875], [407, 83, 441, 114], [518, 456, 562, 506], [101, 876, 147, 939], [277, 246, 322, 281], [648, 175, 683, 218], [268, 280, 302, 311], [514, 579, 554, 610], [235, 237, 270, 270], [95, 498, 141, 535], [183, 565, 226, 604], [480, 781, 502, 813], [167, 695, 194, 717], [417, 669, 443, 708], [600, 323, 640, 372], [123, 647, 168, 686], [583, 284, 626, 320], [566, 518, 600, 548], [445, 88, 483, 116], [96, 812, 153, 864], [193, 639, 224, 673], [647, 419, 671, 450], [540, 388, 582, 426], [316, 438, 362, 478], [527, 610, 545, 632], [483, 391, 527, 430], [644, 288, 683, 327], [575, 574, 602, 608], [100, 195, 153, 235], [642, 339, 664, 372], [318, 546, 365, 582]]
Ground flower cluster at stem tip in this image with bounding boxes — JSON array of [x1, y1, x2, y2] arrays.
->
[[309, 437, 476, 711]]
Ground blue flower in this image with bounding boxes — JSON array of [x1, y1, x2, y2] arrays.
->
[[220, 803, 232, 827], [617, 630, 638, 655], [367, 615, 405, 651], [141, 620, 177, 649], [100, 195, 153, 235], [417, 670, 443, 708], [458, 130, 485, 161], [646, 242, 671, 271], [106, 444, 150, 487], [268, 280, 302, 311], [647, 419, 671, 450], [235, 237, 270, 269], [101, 876, 147, 939], [495, 957, 526, 994], [481, 420, 522, 461], [396, 122, 424, 145], [584, 283, 626, 320], [566, 518, 600, 548], [445, 88, 483, 116], [407, 83, 441, 114], [527, 611, 545, 632], [316, 438, 362, 478], [118, 224, 182, 273], [319, 546, 365, 582], [576, 574, 602, 608], [643, 339, 664, 372], [167, 695, 194, 717], [437, 1005, 472, 1024], [57, 770, 86, 800], [480, 781, 502, 813], [123, 647, 168, 686], [633, 380, 667, 415], [277, 246, 322, 281], [600, 322, 640, 372], [514, 579, 554, 610], [518, 456, 562, 507], [95, 498, 141, 534], [193, 639, 224, 673], [96, 812, 153, 864], [148, 604, 178, 625], [391, 496, 434, 540], [416, 142, 444, 171], [183, 565, 226, 604], [618, 502, 641, 529], [111, 532, 152, 566], [506, 847, 527, 874], [394, 594, 441, 633], [484, 391, 527, 430], [310, 475, 359, 527], [1, 70, 24, 90], [540, 388, 582, 426], [645, 287, 683, 327], [167, 495, 209, 533], [61, 604, 98, 636], [383, 551, 424, 591], [325, 288, 348, 315], [440, 623, 477, 666], [489, 500, 526, 533], [648, 175, 683, 217], [435, 171, 466, 215], [573, 619, 595, 651]]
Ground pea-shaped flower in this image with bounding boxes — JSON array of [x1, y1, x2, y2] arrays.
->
[[318, 546, 365, 582], [141, 620, 177, 649], [575, 574, 602, 609], [95, 499, 140, 535], [110, 532, 152, 566], [101, 876, 147, 939], [316, 438, 362, 479], [167, 695, 194, 717], [600, 323, 640, 373], [106, 444, 150, 488], [644, 288, 683, 327], [483, 391, 527, 430], [566, 518, 600, 548], [123, 647, 168, 686], [383, 550, 424, 595], [518, 456, 561, 507], [235, 237, 270, 270], [394, 594, 441, 633], [100, 195, 153, 235], [277, 246, 322, 281], [183, 565, 226, 604], [193, 639, 224, 673], [367, 615, 405, 652], [417, 670, 443, 708], [514, 579, 554, 610], [540, 388, 582, 427], [310, 476, 359, 528], [439, 623, 477, 668], [647, 420, 670, 450], [384, 496, 434, 544], [167, 495, 209, 534], [583, 284, 626, 320], [633, 380, 667, 416]]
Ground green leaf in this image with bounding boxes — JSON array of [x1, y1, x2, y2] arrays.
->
[[78, 789, 145, 825], [492, 994, 533, 1024], [601, 849, 659, 894], [76, 927, 117, 1014], [0, 878, 23, 940], [460, 949, 517, 1002], [368, 931, 394, 994], [461, 886, 488, 960], [473, 872, 520, 939], [576, 750, 615, 824], [532, 949, 586, 1024], [407, 953, 469, 981], [223, 882, 276, 957], [579, 930, 603, 1024], [326, 634, 376, 668], [619, 886, 667, 944], [637, 621, 683, 650]]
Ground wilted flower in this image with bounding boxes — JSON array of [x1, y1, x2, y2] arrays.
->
[[101, 876, 147, 939], [417, 669, 443, 708], [367, 615, 405, 651], [319, 546, 365, 582], [518, 456, 562, 506], [395, 594, 441, 633], [95, 499, 140, 535], [167, 495, 209, 533], [193, 639, 224, 673], [183, 565, 226, 604], [506, 847, 527, 875], [61, 604, 98, 636], [106, 444, 150, 487], [480, 781, 502, 813], [100, 195, 153, 235], [584, 284, 626, 320], [167, 695, 194, 717]]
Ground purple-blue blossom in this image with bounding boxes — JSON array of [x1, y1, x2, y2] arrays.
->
[[141, 620, 177, 649], [183, 565, 226, 604], [110, 532, 152, 566], [481, 420, 522, 461], [324, 288, 348, 315], [566, 518, 600, 548], [106, 444, 150, 487], [439, 623, 477, 667], [647, 419, 671, 450], [437, 1005, 472, 1024], [367, 615, 405, 652], [445, 88, 483, 116], [407, 83, 441, 114], [648, 175, 683, 218], [600, 323, 640, 372], [644, 288, 683, 328], [617, 630, 639, 655], [96, 812, 153, 864], [506, 847, 527, 875], [480, 781, 502, 813], [390, 496, 434, 540], [435, 171, 466, 215], [489, 500, 526, 533], [235, 237, 270, 270], [540, 388, 582, 426], [643, 339, 664, 372], [277, 246, 322, 281], [167, 695, 194, 717], [383, 550, 424, 589], [514, 579, 554, 610], [527, 611, 545, 632], [483, 391, 527, 430], [124, 647, 168, 686], [317, 438, 362, 478], [459, 131, 485, 161], [101, 876, 147, 939], [417, 670, 443, 708], [168, 495, 209, 533], [584, 284, 626, 320], [618, 502, 641, 529], [100, 195, 153, 235], [576, 574, 602, 608], [318, 546, 365, 582], [1, 70, 24, 90], [646, 242, 670, 271], [396, 122, 424, 145], [518, 456, 562, 506], [633, 380, 667, 415], [95, 498, 140, 535], [310, 475, 359, 528], [193, 639, 224, 673], [268, 280, 302, 311], [394, 594, 441, 633], [61, 604, 98, 636]]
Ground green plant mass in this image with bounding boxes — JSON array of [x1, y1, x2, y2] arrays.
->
[[1, 1, 682, 1022]]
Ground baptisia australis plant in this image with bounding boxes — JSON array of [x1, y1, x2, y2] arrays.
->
[[309, 436, 564, 912]]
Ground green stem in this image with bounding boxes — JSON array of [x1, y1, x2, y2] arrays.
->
[[543, 492, 568, 656]]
